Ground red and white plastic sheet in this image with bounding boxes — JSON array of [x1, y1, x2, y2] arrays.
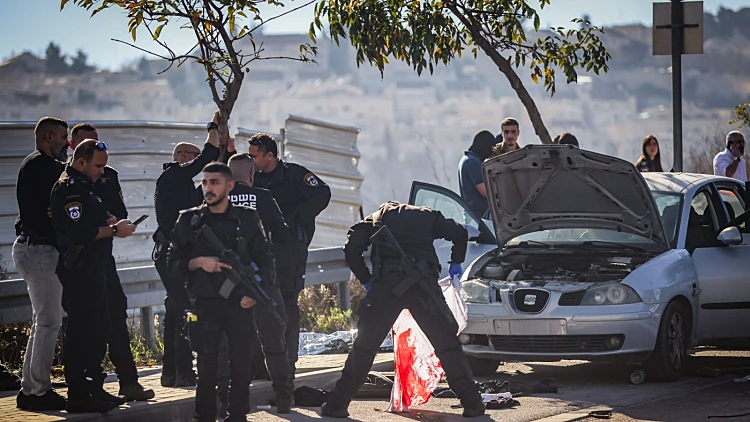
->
[[386, 276, 468, 413]]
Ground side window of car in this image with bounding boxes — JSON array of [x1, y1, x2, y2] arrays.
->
[[409, 181, 496, 244], [685, 190, 719, 252], [716, 185, 747, 232]]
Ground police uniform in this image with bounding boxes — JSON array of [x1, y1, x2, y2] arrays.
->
[[322, 201, 484, 417], [167, 203, 274, 422], [253, 160, 331, 374], [91, 165, 141, 393], [214, 182, 293, 412], [153, 142, 220, 385], [50, 166, 115, 410]]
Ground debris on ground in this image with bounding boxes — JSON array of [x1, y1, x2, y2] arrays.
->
[[298, 330, 393, 355]]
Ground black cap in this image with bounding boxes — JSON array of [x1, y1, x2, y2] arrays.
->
[[248, 133, 278, 157]]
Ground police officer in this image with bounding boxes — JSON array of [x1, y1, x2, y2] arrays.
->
[[69, 124, 154, 402], [216, 152, 293, 414], [153, 112, 221, 387], [167, 162, 274, 422], [248, 133, 331, 375], [320, 200, 485, 418], [51, 140, 137, 414]]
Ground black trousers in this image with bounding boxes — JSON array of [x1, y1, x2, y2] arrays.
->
[[104, 256, 138, 386], [218, 284, 293, 401], [58, 260, 110, 400], [155, 253, 194, 378], [192, 298, 255, 422], [325, 270, 483, 410], [273, 240, 308, 375]]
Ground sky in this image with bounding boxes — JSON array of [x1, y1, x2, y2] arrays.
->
[[1, 0, 747, 70]]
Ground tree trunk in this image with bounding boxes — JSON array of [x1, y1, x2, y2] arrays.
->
[[479, 45, 553, 144], [449, 6, 553, 145]]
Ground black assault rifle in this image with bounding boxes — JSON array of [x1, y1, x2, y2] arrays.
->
[[196, 224, 275, 307], [370, 224, 457, 327]]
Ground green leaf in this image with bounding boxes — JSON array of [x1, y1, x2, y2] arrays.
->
[[153, 23, 165, 40], [130, 26, 137, 41]]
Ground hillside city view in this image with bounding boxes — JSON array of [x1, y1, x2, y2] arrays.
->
[[3, 6, 749, 211]]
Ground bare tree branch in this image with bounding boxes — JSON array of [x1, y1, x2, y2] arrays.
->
[[250, 0, 316, 34]]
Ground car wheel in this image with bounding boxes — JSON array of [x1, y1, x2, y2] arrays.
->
[[645, 300, 690, 381], [467, 357, 502, 376]]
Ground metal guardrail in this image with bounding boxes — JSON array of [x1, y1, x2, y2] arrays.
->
[[0, 246, 355, 348]]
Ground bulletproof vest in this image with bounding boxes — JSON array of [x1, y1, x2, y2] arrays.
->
[[370, 201, 441, 266]]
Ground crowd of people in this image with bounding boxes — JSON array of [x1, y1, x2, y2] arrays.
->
[[12, 111, 332, 421], [459, 117, 747, 215]]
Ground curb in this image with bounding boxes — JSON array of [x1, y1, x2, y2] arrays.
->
[[91, 359, 395, 422]]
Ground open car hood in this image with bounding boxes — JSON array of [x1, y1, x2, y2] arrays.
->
[[483, 145, 668, 250]]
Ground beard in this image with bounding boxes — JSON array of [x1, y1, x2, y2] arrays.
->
[[204, 191, 227, 206], [55, 144, 69, 162]]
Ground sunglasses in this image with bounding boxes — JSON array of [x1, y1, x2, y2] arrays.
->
[[94, 141, 109, 151]]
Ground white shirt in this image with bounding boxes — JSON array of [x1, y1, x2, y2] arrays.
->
[[713, 149, 747, 182]]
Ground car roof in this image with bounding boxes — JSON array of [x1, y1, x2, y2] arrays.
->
[[641, 172, 742, 194]]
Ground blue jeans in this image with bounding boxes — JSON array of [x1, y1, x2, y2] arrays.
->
[[12, 240, 63, 396]]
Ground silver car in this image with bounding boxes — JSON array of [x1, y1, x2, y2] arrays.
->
[[408, 145, 748, 381]]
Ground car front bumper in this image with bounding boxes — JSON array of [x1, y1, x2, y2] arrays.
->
[[461, 300, 665, 363]]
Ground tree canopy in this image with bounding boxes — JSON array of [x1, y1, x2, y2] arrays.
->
[[311, 0, 610, 143]]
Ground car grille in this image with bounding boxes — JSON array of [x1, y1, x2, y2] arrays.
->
[[558, 290, 586, 306], [511, 289, 550, 313], [489, 335, 624, 353]]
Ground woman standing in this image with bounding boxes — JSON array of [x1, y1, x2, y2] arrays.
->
[[635, 135, 664, 172]]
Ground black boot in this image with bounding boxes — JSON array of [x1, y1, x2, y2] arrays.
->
[[321, 402, 350, 418]]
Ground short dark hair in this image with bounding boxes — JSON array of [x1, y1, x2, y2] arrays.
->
[[500, 118, 519, 130], [557, 133, 579, 147], [71, 123, 97, 138], [202, 162, 233, 180], [249, 133, 279, 157], [34, 117, 68, 142], [73, 139, 107, 162]]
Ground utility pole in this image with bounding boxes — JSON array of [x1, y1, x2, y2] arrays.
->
[[670, 0, 684, 172], [653, 1, 702, 172]]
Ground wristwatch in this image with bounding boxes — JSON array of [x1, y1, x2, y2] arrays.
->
[[206, 122, 219, 133], [111, 224, 118, 237]]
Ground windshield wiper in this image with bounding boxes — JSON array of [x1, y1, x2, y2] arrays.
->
[[505, 240, 553, 249], [580, 240, 649, 253]]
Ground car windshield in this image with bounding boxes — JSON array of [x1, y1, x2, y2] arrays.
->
[[504, 191, 682, 249]]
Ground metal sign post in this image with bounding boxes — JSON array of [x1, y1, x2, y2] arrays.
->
[[653, 1, 703, 172]]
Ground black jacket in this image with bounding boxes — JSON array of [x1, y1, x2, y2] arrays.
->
[[343, 201, 468, 284], [229, 182, 290, 245], [94, 165, 128, 220], [51, 166, 112, 261], [14, 150, 64, 242], [253, 160, 331, 245], [154, 143, 220, 240], [167, 203, 275, 300]]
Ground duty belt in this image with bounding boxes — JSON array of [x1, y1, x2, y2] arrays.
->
[[17, 234, 55, 247]]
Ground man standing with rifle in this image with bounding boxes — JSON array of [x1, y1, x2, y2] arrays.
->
[[167, 162, 276, 422], [321, 200, 485, 418]]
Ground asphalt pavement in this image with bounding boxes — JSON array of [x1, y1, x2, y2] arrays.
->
[[246, 350, 750, 422]]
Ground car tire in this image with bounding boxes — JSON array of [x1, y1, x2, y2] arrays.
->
[[645, 300, 690, 382], [467, 357, 502, 376]]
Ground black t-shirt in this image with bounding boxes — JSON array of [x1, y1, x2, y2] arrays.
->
[[15, 150, 65, 242], [229, 182, 290, 245]]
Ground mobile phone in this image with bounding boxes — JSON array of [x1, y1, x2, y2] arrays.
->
[[133, 215, 149, 226]]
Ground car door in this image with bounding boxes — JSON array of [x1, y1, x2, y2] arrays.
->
[[408, 181, 497, 278], [692, 182, 750, 339]]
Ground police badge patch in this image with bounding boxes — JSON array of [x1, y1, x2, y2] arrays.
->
[[303, 172, 319, 187], [65, 202, 82, 221]]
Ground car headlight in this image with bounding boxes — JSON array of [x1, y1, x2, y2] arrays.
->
[[462, 280, 491, 304], [581, 283, 642, 305]]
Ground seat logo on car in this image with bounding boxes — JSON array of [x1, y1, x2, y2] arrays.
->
[[524, 295, 537, 306]]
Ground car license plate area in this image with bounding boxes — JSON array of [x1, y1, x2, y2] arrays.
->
[[494, 319, 567, 335]]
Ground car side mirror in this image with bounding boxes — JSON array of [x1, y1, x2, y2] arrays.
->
[[717, 226, 743, 246], [465, 225, 481, 241]]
